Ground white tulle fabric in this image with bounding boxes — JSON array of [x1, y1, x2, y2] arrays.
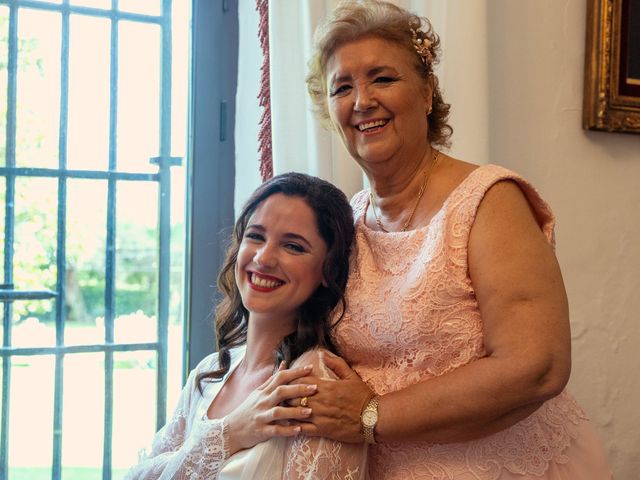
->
[[334, 165, 613, 479], [125, 346, 367, 480]]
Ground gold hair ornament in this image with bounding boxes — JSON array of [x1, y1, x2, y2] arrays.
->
[[411, 28, 433, 65]]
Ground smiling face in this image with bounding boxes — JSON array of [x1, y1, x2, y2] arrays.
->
[[326, 36, 432, 170], [234, 193, 328, 330]]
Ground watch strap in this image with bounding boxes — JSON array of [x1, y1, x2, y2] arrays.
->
[[361, 395, 380, 444]]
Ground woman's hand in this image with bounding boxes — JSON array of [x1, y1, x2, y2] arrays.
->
[[224, 363, 319, 455], [295, 351, 374, 444]]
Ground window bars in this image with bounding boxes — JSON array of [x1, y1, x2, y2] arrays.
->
[[0, 0, 180, 478]]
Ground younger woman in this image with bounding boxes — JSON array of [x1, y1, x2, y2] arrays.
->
[[125, 173, 366, 479]]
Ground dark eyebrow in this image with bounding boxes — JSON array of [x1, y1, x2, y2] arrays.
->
[[367, 66, 397, 77], [330, 73, 351, 86], [245, 224, 313, 250], [330, 65, 398, 87], [282, 233, 313, 250]]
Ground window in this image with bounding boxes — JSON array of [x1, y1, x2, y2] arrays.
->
[[0, 0, 219, 478]]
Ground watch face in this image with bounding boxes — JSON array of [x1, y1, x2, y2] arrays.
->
[[363, 410, 378, 426]]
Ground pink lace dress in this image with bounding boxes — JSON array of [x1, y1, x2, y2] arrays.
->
[[334, 165, 613, 479]]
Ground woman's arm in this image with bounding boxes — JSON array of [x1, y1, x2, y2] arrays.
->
[[124, 367, 230, 480], [125, 359, 316, 479], [298, 180, 571, 444]]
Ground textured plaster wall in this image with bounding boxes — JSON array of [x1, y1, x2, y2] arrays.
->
[[472, 1, 640, 477]]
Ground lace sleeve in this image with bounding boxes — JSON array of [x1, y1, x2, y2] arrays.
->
[[124, 363, 230, 480], [283, 350, 368, 480]]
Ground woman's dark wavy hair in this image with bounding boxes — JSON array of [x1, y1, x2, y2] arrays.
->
[[196, 172, 355, 391]]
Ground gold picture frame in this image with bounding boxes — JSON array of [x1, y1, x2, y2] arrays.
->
[[583, 0, 640, 133]]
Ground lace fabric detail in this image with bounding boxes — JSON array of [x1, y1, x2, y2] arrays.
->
[[422, 392, 587, 479], [285, 436, 364, 480], [283, 349, 368, 480], [124, 353, 232, 480], [148, 408, 187, 457], [125, 410, 229, 480], [334, 165, 589, 479], [125, 348, 367, 480]]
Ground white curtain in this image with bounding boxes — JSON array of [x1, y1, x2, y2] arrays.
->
[[268, 0, 364, 198], [236, 0, 489, 207], [235, 0, 264, 212]]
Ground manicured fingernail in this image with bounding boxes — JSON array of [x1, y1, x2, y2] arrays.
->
[[302, 408, 312, 415], [306, 384, 317, 392]]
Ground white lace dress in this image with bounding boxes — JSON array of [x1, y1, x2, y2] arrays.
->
[[124, 346, 368, 480], [334, 165, 613, 479]]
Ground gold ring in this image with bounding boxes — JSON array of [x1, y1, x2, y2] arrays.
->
[[300, 396, 309, 408]]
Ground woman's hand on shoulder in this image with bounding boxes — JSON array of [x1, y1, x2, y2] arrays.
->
[[292, 350, 373, 444], [469, 180, 571, 403], [224, 363, 318, 455]]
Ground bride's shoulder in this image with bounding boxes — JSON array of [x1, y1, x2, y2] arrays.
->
[[290, 348, 339, 380]]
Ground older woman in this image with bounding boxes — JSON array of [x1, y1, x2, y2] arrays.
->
[[298, 1, 613, 479]]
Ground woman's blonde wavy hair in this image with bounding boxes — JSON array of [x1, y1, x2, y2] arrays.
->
[[306, 0, 452, 148]]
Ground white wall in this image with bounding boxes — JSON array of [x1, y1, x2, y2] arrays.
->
[[471, 1, 639, 477]]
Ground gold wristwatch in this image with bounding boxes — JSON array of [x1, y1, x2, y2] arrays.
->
[[361, 395, 380, 444]]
